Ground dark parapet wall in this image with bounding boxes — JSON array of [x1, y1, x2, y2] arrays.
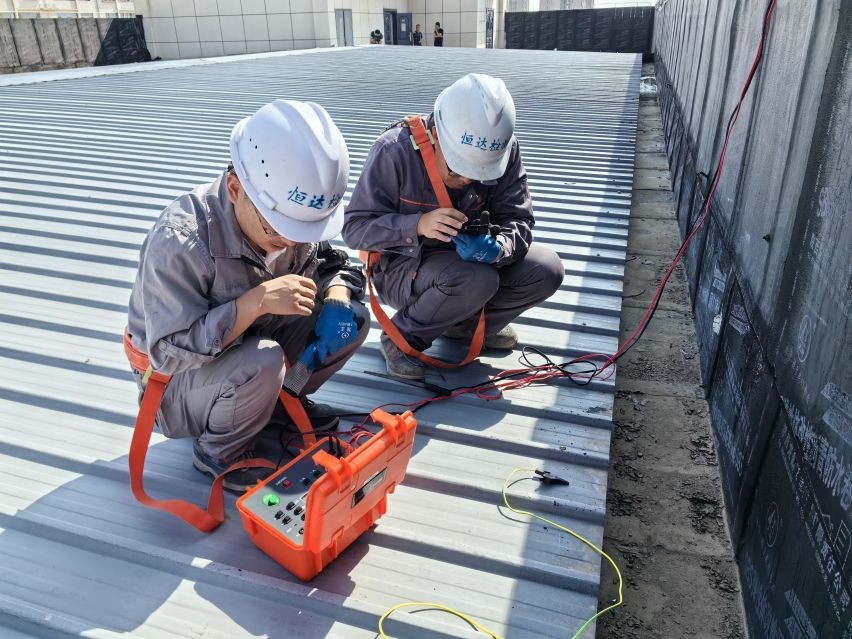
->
[[654, 0, 851, 636], [0, 17, 150, 73], [505, 7, 654, 56], [94, 17, 149, 67], [741, 414, 849, 639]]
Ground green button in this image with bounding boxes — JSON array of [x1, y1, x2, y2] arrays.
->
[[262, 494, 280, 506]]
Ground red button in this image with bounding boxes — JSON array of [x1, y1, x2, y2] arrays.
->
[[282, 479, 291, 488]]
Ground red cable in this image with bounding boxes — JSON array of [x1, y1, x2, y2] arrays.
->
[[448, 0, 779, 398], [591, 0, 779, 379], [345, 0, 779, 420]]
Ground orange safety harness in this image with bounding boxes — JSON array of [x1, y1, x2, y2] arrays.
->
[[125, 115, 482, 530], [360, 115, 486, 369], [124, 331, 317, 532]]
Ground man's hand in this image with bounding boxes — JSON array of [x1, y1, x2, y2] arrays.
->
[[452, 234, 501, 263], [313, 300, 359, 363], [417, 208, 468, 242], [258, 274, 317, 316]]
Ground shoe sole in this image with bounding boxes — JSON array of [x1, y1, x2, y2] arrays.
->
[[192, 455, 256, 494], [379, 341, 426, 381], [484, 341, 518, 351], [443, 331, 518, 350]]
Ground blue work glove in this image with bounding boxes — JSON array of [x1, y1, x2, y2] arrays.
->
[[296, 341, 320, 372], [312, 299, 359, 363], [452, 233, 501, 263]]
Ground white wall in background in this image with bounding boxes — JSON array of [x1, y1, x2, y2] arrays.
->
[[135, 0, 339, 59], [594, 0, 654, 6], [135, 0, 496, 60], [334, 0, 401, 47], [0, 0, 136, 18], [408, 0, 485, 49], [539, 0, 594, 8]]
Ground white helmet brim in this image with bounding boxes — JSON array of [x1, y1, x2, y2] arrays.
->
[[229, 115, 346, 243], [441, 136, 513, 182], [433, 74, 516, 182]]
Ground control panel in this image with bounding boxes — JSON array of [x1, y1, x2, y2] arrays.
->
[[239, 439, 330, 545]]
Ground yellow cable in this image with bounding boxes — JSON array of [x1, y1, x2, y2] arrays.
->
[[378, 602, 501, 638], [378, 468, 623, 639], [502, 468, 624, 639]]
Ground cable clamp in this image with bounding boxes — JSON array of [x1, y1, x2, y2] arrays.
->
[[534, 469, 570, 486]]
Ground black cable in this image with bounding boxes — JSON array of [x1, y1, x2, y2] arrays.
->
[[518, 347, 601, 386], [303, 345, 598, 426], [298, 349, 602, 433], [276, 429, 349, 468], [427, 347, 602, 401]]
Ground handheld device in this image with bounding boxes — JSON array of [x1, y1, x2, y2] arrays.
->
[[462, 210, 500, 237]]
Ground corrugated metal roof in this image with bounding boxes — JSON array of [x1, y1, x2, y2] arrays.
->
[[0, 47, 639, 638]]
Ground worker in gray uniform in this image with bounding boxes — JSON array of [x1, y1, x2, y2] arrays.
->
[[343, 73, 564, 381], [126, 100, 367, 492]]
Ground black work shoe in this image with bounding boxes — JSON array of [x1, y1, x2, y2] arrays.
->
[[269, 396, 341, 434], [298, 397, 341, 431], [380, 332, 426, 381], [444, 323, 519, 350], [192, 444, 273, 494]]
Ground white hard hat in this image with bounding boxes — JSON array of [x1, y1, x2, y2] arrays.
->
[[229, 100, 349, 243], [434, 74, 516, 182]]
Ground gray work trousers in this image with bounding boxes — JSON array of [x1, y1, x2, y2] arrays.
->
[[377, 244, 564, 350], [142, 300, 369, 461]]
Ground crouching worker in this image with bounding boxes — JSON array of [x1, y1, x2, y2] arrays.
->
[[126, 100, 368, 493], [342, 73, 564, 381]]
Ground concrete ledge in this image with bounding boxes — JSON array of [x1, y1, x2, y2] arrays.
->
[[0, 44, 355, 85]]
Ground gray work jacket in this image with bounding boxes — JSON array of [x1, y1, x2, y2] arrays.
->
[[127, 171, 364, 377], [342, 115, 534, 302]]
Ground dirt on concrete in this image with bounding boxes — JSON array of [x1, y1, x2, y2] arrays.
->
[[595, 66, 748, 639]]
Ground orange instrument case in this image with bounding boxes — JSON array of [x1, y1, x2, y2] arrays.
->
[[237, 409, 417, 580]]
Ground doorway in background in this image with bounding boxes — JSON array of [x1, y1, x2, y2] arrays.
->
[[335, 9, 354, 47], [383, 9, 396, 45]]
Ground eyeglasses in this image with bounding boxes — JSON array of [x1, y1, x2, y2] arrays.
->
[[440, 151, 474, 182], [433, 132, 475, 183], [447, 164, 475, 183], [252, 204, 281, 238]]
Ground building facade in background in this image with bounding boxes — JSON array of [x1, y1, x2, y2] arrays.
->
[[0, 0, 135, 17], [0, 0, 630, 64], [507, 1, 593, 10], [135, 0, 504, 60]]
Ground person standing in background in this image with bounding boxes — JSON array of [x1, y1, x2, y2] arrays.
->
[[433, 22, 443, 47], [412, 24, 423, 46]]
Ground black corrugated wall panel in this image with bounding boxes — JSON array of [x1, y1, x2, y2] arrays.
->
[[505, 8, 654, 55], [654, 0, 852, 636]]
